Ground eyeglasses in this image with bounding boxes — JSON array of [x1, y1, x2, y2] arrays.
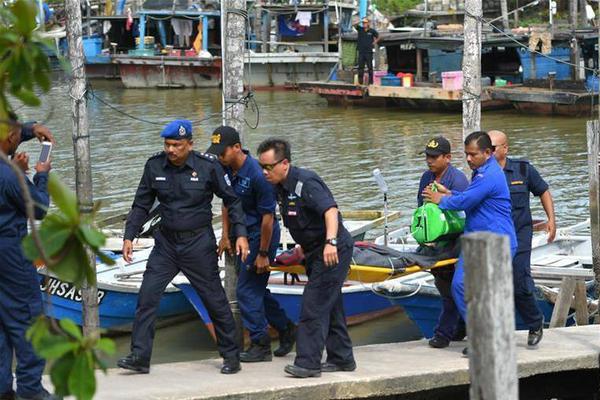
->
[[259, 159, 284, 171]]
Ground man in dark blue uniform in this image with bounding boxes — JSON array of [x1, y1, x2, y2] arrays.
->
[[0, 114, 55, 400], [117, 120, 249, 375], [423, 131, 517, 355], [355, 17, 379, 85], [257, 138, 355, 378], [206, 126, 296, 363], [416, 136, 469, 349], [489, 130, 555, 347]]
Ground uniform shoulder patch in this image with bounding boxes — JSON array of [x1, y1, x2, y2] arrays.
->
[[148, 151, 166, 160], [194, 150, 216, 162], [295, 181, 304, 197]]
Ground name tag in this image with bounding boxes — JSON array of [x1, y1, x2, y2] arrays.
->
[[190, 177, 199, 182], [155, 177, 166, 181], [511, 180, 524, 185]]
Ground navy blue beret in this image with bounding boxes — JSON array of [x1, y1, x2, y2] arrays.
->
[[160, 120, 193, 139]]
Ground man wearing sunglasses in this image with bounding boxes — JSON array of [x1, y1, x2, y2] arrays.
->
[[207, 126, 296, 363], [257, 138, 355, 378]]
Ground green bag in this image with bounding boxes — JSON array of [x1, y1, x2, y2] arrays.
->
[[411, 185, 466, 244]]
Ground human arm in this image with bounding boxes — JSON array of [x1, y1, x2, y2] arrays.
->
[[123, 162, 156, 262], [437, 173, 493, 211], [372, 28, 380, 45], [6, 160, 51, 221], [255, 213, 275, 273], [540, 191, 556, 242], [302, 177, 339, 266], [20, 122, 55, 144], [323, 208, 339, 266], [218, 205, 233, 257]]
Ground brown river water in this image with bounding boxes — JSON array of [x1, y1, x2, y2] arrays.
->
[[14, 79, 591, 364]]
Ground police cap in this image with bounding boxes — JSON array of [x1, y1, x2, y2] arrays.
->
[[206, 126, 241, 156], [421, 136, 451, 156], [160, 120, 193, 140]]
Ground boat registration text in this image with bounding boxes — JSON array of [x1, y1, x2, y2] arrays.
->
[[40, 277, 106, 304]]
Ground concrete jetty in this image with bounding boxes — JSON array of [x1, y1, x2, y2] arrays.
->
[[56, 324, 600, 400]]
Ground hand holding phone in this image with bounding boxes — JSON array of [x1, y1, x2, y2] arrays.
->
[[39, 141, 52, 163]]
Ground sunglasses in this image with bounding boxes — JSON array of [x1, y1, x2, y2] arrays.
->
[[259, 159, 284, 171]]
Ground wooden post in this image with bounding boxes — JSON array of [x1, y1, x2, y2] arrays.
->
[[324, 3, 329, 53], [461, 0, 482, 140], [65, 0, 99, 338], [570, 0, 579, 80], [462, 232, 518, 400], [573, 280, 589, 325], [500, 0, 509, 30], [549, 277, 577, 328], [221, 0, 246, 346], [416, 48, 423, 82], [587, 120, 600, 317]]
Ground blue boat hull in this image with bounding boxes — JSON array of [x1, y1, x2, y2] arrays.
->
[[39, 274, 194, 330], [390, 288, 567, 339]]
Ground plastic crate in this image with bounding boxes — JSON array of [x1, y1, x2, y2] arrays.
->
[[441, 71, 463, 90]]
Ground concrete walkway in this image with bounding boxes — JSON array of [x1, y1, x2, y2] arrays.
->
[[63, 325, 600, 400]]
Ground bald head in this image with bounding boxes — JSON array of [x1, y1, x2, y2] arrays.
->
[[488, 130, 508, 165]]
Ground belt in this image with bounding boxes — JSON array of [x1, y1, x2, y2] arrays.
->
[[159, 226, 205, 241]]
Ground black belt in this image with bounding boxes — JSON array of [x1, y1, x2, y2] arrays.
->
[[159, 226, 205, 241]]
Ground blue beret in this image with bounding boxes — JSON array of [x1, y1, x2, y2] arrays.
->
[[160, 120, 193, 139]]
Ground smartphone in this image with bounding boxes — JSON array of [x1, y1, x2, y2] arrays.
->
[[39, 141, 52, 163]]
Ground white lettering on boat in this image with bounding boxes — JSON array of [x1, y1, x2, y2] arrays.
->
[[40, 277, 106, 304]]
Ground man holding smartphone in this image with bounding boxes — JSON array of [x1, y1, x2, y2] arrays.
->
[[0, 113, 55, 400]]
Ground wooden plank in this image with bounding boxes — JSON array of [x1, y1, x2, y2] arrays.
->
[[367, 85, 462, 100], [462, 232, 517, 400], [586, 120, 600, 310], [530, 266, 594, 279], [573, 280, 589, 325], [549, 277, 577, 328]]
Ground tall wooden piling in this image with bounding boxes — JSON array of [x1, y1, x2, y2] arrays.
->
[[462, 232, 518, 400], [586, 120, 600, 316], [461, 0, 482, 140]]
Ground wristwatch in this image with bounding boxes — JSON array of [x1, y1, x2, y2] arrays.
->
[[258, 249, 269, 257], [325, 238, 338, 246]]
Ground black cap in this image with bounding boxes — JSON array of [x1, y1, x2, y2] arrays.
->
[[421, 136, 451, 156], [206, 126, 241, 156]]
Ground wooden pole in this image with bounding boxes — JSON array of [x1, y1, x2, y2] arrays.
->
[[416, 48, 423, 82], [587, 120, 600, 321], [500, 0, 509, 30], [570, 0, 579, 80], [65, 0, 99, 338], [462, 232, 518, 400], [461, 0, 482, 140], [221, 0, 246, 346]]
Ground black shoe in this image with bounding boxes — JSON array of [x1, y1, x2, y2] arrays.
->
[[15, 389, 60, 400], [274, 322, 297, 357], [428, 334, 450, 349], [0, 391, 15, 400], [528, 325, 543, 347], [117, 353, 150, 374], [462, 347, 468, 357], [451, 323, 467, 341], [321, 361, 357, 372], [284, 364, 321, 378], [240, 335, 272, 362], [221, 358, 241, 374]]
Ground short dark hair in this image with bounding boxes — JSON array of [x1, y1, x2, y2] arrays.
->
[[256, 137, 292, 162], [464, 131, 494, 152]]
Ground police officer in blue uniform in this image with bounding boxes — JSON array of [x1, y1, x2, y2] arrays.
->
[[257, 138, 355, 378], [206, 126, 296, 363], [489, 130, 555, 347], [0, 114, 56, 400], [117, 120, 249, 375], [417, 136, 469, 349], [423, 131, 517, 355]]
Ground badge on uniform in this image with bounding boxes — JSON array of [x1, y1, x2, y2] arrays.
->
[[191, 171, 199, 182], [224, 174, 231, 186], [179, 125, 187, 136], [155, 177, 166, 181]]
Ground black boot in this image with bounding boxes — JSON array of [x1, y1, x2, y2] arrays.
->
[[240, 335, 272, 362], [117, 353, 150, 374], [274, 321, 296, 357]]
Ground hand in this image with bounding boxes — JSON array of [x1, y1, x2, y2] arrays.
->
[[218, 236, 233, 258], [422, 186, 443, 204], [323, 244, 339, 267], [255, 254, 270, 274], [546, 219, 556, 243], [13, 152, 29, 172], [122, 240, 133, 263], [32, 124, 55, 144], [236, 237, 250, 263], [432, 182, 450, 194], [34, 158, 52, 174]]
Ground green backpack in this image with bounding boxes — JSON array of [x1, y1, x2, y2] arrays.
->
[[411, 185, 466, 244]]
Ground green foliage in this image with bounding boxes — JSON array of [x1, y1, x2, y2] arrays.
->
[[373, 0, 421, 15], [0, 0, 53, 139], [22, 174, 115, 287], [27, 318, 115, 400]]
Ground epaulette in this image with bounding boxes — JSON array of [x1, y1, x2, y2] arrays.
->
[[194, 150, 217, 162], [512, 158, 530, 164], [148, 151, 165, 160]]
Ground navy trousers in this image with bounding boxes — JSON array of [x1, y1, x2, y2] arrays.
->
[[237, 226, 290, 342], [0, 238, 45, 397], [130, 229, 238, 361], [430, 267, 461, 340], [513, 227, 544, 330], [294, 244, 354, 370]]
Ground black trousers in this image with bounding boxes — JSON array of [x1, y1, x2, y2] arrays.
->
[[130, 229, 239, 361], [294, 244, 354, 370], [357, 52, 374, 84], [513, 228, 544, 330]]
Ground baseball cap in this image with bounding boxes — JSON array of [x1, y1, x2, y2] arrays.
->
[[206, 126, 241, 156], [421, 136, 451, 156]]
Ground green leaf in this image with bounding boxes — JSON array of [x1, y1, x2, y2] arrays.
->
[[95, 338, 116, 355], [79, 225, 106, 248], [36, 335, 78, 359], [59, 319, 83, 341], [50, 241, 88, 285], [11, 0, 37, 34], [92, 351, 108, 372], [21, 234, 41, 264], [68, 352, 96, 400], [14, 87, 41, 106], [94, 250, 116, 266], [26, 316, 50, 349], [51, 353, 75, 397], [48, 174, 79, 223]]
